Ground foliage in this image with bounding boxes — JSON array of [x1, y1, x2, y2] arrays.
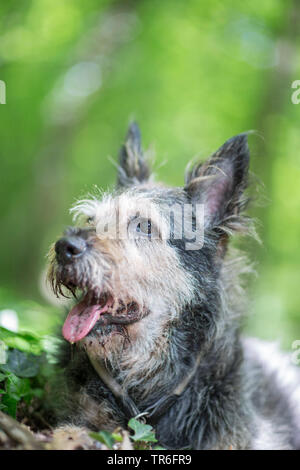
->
[[0, 326, 58, 419], [0, 324, 161, 449], [128, 418, 157, 444], [90, 430, 119, 450], [0, 327, 44, 355], [90, 418, 162, 450]]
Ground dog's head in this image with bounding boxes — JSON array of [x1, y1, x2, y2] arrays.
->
[[48, 123, 251, 364]]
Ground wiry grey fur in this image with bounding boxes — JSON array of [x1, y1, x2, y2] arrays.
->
[[48, 123, 300, 449]]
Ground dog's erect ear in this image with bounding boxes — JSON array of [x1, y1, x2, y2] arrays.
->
[[117, 122, 151, 187], [184, 134, 250, 229]]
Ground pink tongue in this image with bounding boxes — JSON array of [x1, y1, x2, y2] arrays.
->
[[62, 300, 108, 343]]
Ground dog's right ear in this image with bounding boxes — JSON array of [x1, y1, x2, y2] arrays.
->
[[116, 122, 151, 187], [184, 134, 250, 230]]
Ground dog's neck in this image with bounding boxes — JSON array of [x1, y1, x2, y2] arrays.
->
[[87, 341, 203, 426], [95, 296, 241, 404], [86, 301, 247, 449]]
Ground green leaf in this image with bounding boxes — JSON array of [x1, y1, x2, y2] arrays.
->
[[89, 431, 115, 449], [3, 349, 40, 378], [1, 394, 18, 418], [5, 373, 31, 399], [128, 418, 158, 443], [0, 327, 43, 355], [111, 432, 123, 442], [0, 371, 7, 381]]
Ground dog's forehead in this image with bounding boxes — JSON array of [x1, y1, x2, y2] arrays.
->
[[72, 186, 187, 223]]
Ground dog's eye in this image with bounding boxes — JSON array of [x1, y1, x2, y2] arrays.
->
[[136, 219, 152, 235], [128, 217, 158, 240], [86, 216, 94, 225]]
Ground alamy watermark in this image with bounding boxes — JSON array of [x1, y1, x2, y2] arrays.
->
[[291, 80, 300, 104], [94, 200, 205, 251], [291, 340, 300, 365], [0, 80, 6, 104]]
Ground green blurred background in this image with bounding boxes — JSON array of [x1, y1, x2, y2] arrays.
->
[[0, 0, 299, 347]]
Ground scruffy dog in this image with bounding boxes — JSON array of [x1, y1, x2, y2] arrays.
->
[[48, 123, 300, 450]]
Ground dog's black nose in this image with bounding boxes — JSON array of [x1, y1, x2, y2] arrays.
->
[[55, 237, 87, 264]]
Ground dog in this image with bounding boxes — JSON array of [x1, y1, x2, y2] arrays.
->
[[48, 123, 300, 449]]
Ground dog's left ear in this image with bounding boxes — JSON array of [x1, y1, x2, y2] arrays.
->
[[117, 122, 151, 187], [184, 134, 250, 229]]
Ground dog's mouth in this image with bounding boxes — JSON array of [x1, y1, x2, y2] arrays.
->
[[62, 291, 147, 343]]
